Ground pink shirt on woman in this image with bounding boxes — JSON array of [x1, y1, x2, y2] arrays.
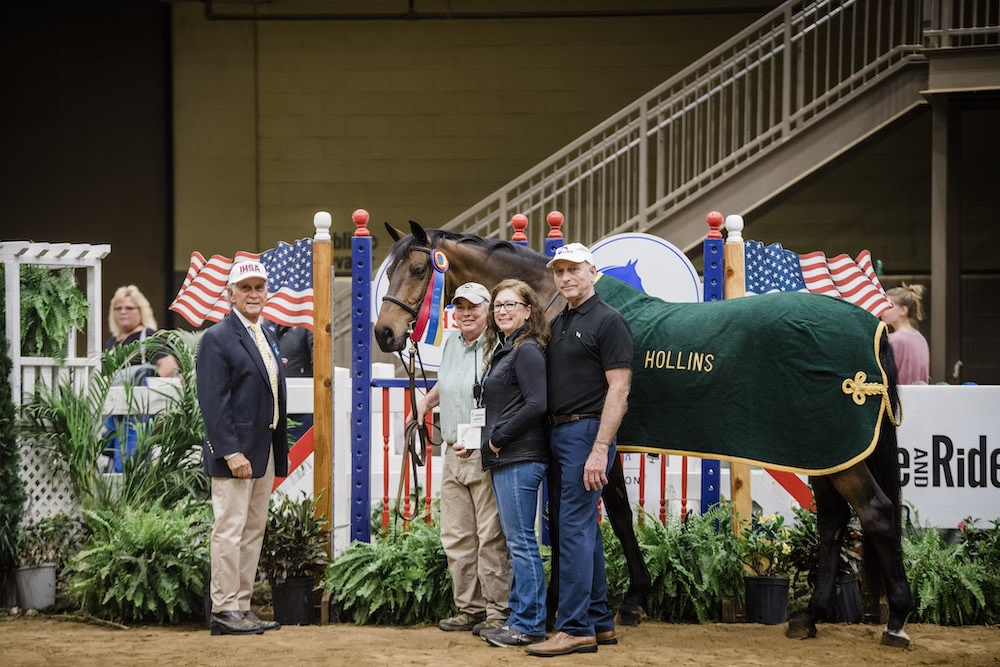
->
[[888, 329, 930, 385]]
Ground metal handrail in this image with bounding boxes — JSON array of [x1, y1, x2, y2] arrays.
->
[[436, 0, 955, 249]]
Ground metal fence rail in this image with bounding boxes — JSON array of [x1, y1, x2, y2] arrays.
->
[[925, 0, 1000, 48]]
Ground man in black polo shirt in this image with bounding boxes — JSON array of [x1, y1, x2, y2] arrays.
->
[[527, 243, 632, 657]]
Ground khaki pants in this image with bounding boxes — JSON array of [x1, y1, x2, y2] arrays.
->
[[439, 445, 511, 620], [210, 451, 275, 613]]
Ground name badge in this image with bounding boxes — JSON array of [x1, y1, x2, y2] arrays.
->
[[457, 423, 481, 450], [470, 407, 486, 428]]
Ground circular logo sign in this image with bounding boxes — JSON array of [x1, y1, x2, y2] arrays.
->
[[590, 233, 701, 303]]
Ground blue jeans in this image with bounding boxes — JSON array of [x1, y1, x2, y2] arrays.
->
[[491, 461, 548, 636], [550, 419, 616, 636], [102, 415, 146, 473]]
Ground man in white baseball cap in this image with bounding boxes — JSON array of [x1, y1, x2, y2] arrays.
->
[[529, 243, 632, 657], [228, 261, 268, 285], [451, 281, 491, 306], [197, 259, 287, 635], [544, 242, 594, 268]]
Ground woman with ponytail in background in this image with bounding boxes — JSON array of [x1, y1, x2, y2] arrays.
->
[[880, 284, 930, 384]]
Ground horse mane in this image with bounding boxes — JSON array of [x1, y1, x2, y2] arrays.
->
[[389, 227, 548, 268]]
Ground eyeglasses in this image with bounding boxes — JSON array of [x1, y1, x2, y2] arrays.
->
[[114, 306, 138, 312], [493, 301, 526, 312]]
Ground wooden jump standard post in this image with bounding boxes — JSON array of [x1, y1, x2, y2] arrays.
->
[[312, 211, 334, 549], [723, 213, 753, 531]]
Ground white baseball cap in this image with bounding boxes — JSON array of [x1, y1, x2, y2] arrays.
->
[[546, 242, 594, 267], [451, 282, 490, 305], [229, 261, 268, 285]]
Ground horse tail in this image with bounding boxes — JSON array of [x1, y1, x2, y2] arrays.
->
[[863, 328, 902, 597]]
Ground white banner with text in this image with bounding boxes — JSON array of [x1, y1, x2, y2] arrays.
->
[[896, 385, 1000, 529]]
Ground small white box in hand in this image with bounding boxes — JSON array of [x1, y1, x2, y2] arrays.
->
[[456, 423, 481, 450]]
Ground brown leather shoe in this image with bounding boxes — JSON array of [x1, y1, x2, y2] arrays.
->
[[596, 630, 617, 645], [525, 631, 598, 656]]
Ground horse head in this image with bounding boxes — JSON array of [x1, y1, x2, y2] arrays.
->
[[375, 222, 567, 351], [374, 220, 437, 353]]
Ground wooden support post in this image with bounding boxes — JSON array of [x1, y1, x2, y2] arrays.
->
[[312, 211, 333, 551], [930, 94, 962, 383], [724, 214, 752, 533]]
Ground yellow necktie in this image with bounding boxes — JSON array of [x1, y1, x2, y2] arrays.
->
[[250, 323, 279, 429]]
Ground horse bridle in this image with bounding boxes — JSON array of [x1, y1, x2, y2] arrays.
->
[[380, 243, 442, 524], [381, 246, 433, 324]]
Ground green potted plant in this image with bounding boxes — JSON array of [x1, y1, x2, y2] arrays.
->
[[0, 328, 28, 608], [69, 501, 210, 624], [21, 330, 208, 512], [322, 512, 453, 625], [2, 264, 89, 359], [14, 514, 81, 610], [259, 492, 329, 625], [740, 512, 794, 624]]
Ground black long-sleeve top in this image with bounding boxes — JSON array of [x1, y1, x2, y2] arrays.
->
[[480, 329, 549, 471]]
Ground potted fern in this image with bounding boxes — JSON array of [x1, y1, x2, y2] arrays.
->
[[259, 492, 329, 625], [321, 512, 454, 625], [69, 501, 211, 624], [741, 513, 794, 624], [4, 264, 89, 359]]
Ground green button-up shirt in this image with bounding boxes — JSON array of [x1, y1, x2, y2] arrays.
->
[[435, 330, 484, 443]]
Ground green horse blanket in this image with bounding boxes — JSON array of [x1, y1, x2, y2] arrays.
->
[[594, 275, 894, 475]]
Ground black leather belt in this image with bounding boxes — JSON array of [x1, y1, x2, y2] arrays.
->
[[549, 413, 600, 426]]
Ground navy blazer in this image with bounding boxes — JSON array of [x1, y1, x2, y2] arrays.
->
[[197, 311, 289, 478]]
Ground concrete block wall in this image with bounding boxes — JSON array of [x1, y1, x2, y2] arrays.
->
[[171, 1, 776, 271]]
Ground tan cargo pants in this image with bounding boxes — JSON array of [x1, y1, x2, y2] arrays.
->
[[439, 445, 512, 620]]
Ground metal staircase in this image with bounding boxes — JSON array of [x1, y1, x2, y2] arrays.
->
[[438, 0, 999, 252]]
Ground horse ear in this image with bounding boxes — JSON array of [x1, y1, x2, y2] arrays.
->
[[385, 222, 407, 243], [409, 221, 429, 247]]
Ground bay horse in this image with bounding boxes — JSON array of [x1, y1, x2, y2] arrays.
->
[[373, 221, 912, 646]]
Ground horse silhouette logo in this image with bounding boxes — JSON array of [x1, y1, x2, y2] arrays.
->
[[602, 258, 645, 292]]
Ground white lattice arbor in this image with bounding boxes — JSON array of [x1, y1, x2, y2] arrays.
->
[[2, 240, 111, 520]]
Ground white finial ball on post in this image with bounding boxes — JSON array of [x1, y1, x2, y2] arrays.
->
[[314, 211, 332, 241], [724, 214, 744, 243]]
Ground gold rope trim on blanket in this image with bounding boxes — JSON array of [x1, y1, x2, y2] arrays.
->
[[841, 371, 902, 427], [842, 371, 883, 405]]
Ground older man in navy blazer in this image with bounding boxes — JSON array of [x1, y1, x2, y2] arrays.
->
[[198, 260, 289, 635]]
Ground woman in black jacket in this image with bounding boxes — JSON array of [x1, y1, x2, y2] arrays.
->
[[478, 278, 550, 648]]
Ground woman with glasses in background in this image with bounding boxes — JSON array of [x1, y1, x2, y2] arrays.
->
[[105, 284, 179, 379], [102, 285, 180, 472], [478, 278, 551, 648]]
